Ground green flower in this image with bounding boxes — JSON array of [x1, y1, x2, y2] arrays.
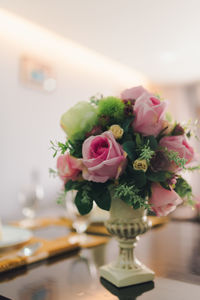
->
[[98, 97, 125, 124], [60, 102, 98, 141]]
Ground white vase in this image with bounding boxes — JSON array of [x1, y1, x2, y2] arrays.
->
[[99, 196, 155, 287]]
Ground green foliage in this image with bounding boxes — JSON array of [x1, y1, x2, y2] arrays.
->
[[135, 133, 143, 147], [75, 188, 93, 215], [146, 171, 171, 182], [50, 138, 83, 159], [174, 176, 195, 206], [91, 183, 111, 211], [65, 180, 83, 191], [186, 131, 192, 139], [50, 140, 71, 157], [68, 139, 84, 158], [122, 116, 135, 133], [113, 183, 149, 209], [166, 149, 187, 168], [160, 181, 171, 191], [174, 177, 192, 200], [184, 165, 200, 172], [65, 180, 93, 215], [122, 141, 136, 161], [98, 97, 125, 124], [125, 167, 147, 187], [89, 93, 103, 106], [56, 190, 67, 205], [65, 180, 111, 214], [49, 168, 58, 178], [138, 143, 155, 163], [144, 136, 158, 151]]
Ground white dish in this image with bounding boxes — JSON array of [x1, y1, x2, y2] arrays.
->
[[0, 225, 33, 249]]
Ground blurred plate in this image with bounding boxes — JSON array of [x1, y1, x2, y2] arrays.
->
[[0, 225, 33, 249]]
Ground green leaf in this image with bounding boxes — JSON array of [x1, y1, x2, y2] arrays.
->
[[133, 171, 147, 188], [135, 133, 143, 147], [56, 190, 67, 205], [92, 184, 111, 211], [144, 136, 158, 151], [175, 177, 192, 199], [146, 171, 170, 182], [122, 116, 134, 133], [69, 139, 84, 158], [160, 181, 171, 191], [65, 180, 82, 191], [138, 143, 155, 163], [128, 168, 147, 187], [133, 201, 140, 209], [122, 141, 136, 161], [74, 190, 93, 215]]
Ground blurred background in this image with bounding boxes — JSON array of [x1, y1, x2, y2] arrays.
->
[[0, 0, 200, 220]]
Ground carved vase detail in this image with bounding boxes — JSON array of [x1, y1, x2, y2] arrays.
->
[[100, 196, 155, 287]]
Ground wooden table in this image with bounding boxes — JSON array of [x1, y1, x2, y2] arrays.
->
[[0, 220, 199, 299]]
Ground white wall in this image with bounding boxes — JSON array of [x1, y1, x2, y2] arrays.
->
[[0, 10, 146, 220]]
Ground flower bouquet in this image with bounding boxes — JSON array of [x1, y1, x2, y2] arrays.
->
[[52, 85, 198, 287]]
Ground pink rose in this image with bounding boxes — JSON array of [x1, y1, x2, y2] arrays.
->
[[159, 136, 194, 167], [149, 183, 182, 216], [57, 153, 82, 183], [82, 131, 127, 183], [133, 93, 167, 137], [121, 86, 167, 136], [121, 85, 148, 100]]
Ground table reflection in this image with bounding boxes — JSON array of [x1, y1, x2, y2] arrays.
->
[[18, 278, 56, 300], [100, 278, 154, 300]]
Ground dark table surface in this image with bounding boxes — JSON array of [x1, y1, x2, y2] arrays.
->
[[0, 220, 200, 300]]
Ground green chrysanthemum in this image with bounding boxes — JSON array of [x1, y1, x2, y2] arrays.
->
[[98, 97, 125, 124]]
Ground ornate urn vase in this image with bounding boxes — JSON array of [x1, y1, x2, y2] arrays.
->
[[100, 196, 155, 287]]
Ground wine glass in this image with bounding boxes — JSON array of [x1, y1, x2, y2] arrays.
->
[[18, 171, 44, 227], [65, 191, 91, 244]]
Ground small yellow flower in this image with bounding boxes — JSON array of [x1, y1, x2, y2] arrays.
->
[[109, 124, 124, 139], [133, 159, 148, 172]]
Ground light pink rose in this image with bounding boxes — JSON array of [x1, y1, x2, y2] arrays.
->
[[57, 153, 82, 183], [121, 86, 168, 136], [82, 131, 127, 183], [159, 136, 194, 167], [149, 183, 182, 216], [133, 92, 167, 137], [121, 85, 148, 100]]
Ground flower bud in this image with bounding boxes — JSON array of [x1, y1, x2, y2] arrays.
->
[[172, 124, 185, 135], [150, 150, 170, 172], [109, 125, 124, 139], [133, 159, 148, 172]]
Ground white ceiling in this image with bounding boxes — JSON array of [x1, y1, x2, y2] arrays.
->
[[1, 0, 200, 84]]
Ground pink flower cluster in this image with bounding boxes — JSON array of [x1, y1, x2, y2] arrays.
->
[[56, 86, 195, 217], [57, 131, 127, 184]]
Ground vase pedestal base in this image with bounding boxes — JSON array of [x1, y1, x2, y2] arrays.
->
[[100, 262, 155, 288]]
